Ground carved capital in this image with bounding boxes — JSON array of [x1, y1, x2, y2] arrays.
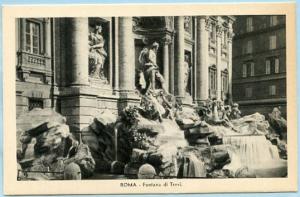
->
[[161, 35, 172, 45], [216, 24, 223, 37], [227, 31, 235, 43], [132, 17, 140, 31], [43, 18, 50, 25], [205, 17, 212, 31]]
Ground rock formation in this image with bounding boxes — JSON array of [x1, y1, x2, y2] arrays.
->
[[17, 108, 95, 180]]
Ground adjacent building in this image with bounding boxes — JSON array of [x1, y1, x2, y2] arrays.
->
[[232, 15, 286, 117], [15, 16, 234, 131]]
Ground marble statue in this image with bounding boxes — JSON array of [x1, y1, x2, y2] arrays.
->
[[88, 24, 107, 80], [230, 103, 242, 119], [138, 42, 168, 95], [183, 55, 191, 95]]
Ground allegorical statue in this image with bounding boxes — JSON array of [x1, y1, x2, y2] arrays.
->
[[88, 24, 107, 80], [137, 42, 175, 122], [183, 55, 191, 95], [138, 42, 168, 95]]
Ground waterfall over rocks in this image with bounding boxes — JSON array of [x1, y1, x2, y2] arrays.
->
[[223, 135, 287, 177]]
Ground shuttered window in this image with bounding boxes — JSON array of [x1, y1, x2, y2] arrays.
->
[[274, 58, 280, 73], [246, 17, 253, 32], [266, 59, 271, 74], [269, 85, 276, 96], [269, 35, 277, 50]]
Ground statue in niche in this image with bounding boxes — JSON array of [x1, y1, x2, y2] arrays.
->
[[183, 55, 191, 95], [88, 24, 108, 81]]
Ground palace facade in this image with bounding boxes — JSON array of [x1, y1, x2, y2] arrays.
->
[[232, 15, 286, 117], [15, 16, 234, 131]]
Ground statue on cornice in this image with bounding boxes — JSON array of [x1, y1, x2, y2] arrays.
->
[[88, 24, 108, 80]]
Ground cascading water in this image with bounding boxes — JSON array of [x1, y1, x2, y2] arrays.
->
[[114, 127, 118, 161], [224, 135, 279, 166], [223, 135, 287, 177], [156, 119, 206, 177], [156, 119, 188, 147]]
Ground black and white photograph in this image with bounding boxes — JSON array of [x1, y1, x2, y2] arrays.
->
[[3, 3, 297, 195]]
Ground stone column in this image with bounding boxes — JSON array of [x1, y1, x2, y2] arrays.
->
[[216, 18, 223, 100], [169, 35, 175, 94], [20, 19, 26, 51], [60, 18, 92, 133], [118, 17, 135, 93], [113, 17, 119, 92], [196, 16, 209, 102], [227, 20, 234, 104], [174, 16, 185, 98], [162, 35, 171, 91], [67, 18, 89, 86], [44, 18, 52, 57]]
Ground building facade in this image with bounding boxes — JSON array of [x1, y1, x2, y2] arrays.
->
[[15, 16, 234, 131], [232, 15, 286, 117]]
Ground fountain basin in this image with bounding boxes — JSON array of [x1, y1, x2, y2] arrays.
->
[[252, 160, 287, 178]]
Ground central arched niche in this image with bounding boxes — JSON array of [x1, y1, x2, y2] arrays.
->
[[133, 16, 174, 32], [138, 17, 166, 29], [133, 16, 174, 92]]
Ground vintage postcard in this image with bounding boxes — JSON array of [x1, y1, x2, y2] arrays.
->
[[2, 2, 297, 195]]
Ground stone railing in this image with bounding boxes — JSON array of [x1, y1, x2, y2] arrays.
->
[[17, 51, 52, 83], [18, 51, 49, 66]]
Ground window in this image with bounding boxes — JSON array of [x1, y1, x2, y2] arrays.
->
[[245, 87, 252, 98], [242, 64, 247, 78], [269, 35, 277, 50], [28, 98, 44, 111], [266, 57, 280, 74], [242, 62, 254, 77], [250, 62, 255, 76], [266, 59, 271, 74], [269, 85, 276, 96], [209, 65, 217, 98], [25, 20, 41, 54], [274, 58, 280, 73], [246, 17, 253, 32], [246, 40, 253, 54], [270, 16, 278, 26]]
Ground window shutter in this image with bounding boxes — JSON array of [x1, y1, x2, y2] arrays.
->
[[269, 85, 276, 96], [275, 58, 280, 73], [246, 87, 252, 98], [269, 35, 277, 50], [247, 40, 253, 54], [246, 17, 253, 32], [242, 64, 247, 78], [266, 59, 271, 74], [250, 62, 255, 76]]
